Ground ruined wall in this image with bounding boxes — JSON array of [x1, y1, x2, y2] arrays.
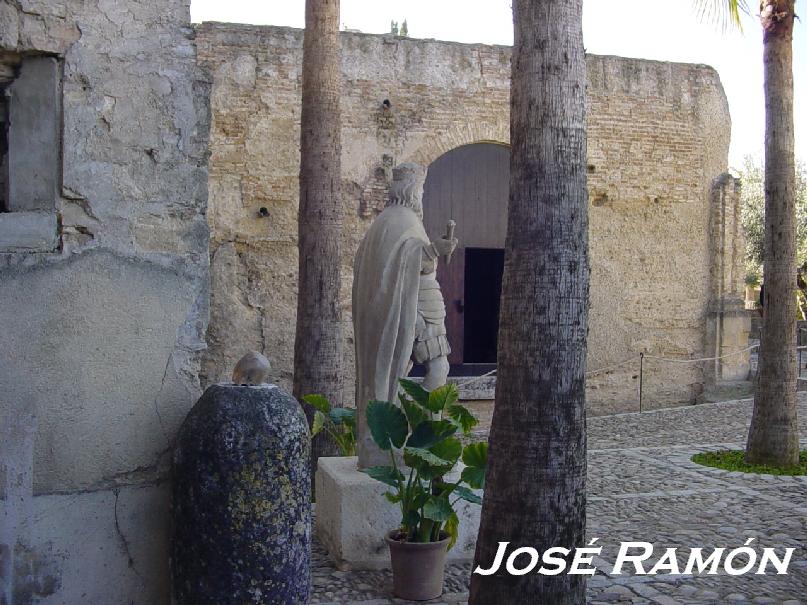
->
[[0, 1, 209, 603], [197, 23, 740, 415], [705, 173, 751, 383]]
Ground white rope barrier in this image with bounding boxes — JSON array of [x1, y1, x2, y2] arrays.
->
[[453, 354, 646, 389], [585, 355, 642, 377], [446, 339, 807, 412], [452, 344, 763, 390], [452, 368, 497, 389], [643, 343, 760, 364]]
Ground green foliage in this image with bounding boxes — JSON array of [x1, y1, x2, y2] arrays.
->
[[304, 394, 330, 413], [452, 485, 482, 505], [460, 442, 488, 489], [390, 18, 409, 37], [400, 393, 428, 429], [303, 394, 357, 457], [744, 271, 761, 287], [428, 382, 459, 413], [404, 446, 449, 467], [444, 511, 459, 550], [447, 403, 479, 433], [366, 400, 408, 450], [423, 496, 453, 521], [361, 381, 488, 548], [692, 449, 807, 475], [364, 465, 404, 487], [740, 156, 807, 278], [693, 0, 748, 32], [400, 378, 430, 408], [407, 420, 456, 448]]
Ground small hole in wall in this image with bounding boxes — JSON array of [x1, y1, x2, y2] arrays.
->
[[258, 207, 269, 217], [382, 99, 391, 109], [587, 164, 596, 173]]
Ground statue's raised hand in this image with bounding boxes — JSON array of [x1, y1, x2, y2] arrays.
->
[[432, 237, 458, 257]]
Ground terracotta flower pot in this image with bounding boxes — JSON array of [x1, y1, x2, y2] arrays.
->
[[385, 530, 450, 601]]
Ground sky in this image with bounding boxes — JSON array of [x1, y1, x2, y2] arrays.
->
[[190, 0, 806, 169]]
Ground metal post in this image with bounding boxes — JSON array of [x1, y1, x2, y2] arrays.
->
[[639, 352, 644, 413]]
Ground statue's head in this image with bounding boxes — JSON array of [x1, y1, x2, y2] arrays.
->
[[387, 163, 427, 219]]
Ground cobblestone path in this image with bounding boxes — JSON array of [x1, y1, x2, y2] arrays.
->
[[311, 396, 807, 604]]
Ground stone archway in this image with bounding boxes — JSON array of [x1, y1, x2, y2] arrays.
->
[[419, 141, 511, 377], [407, 118, 510, 168]]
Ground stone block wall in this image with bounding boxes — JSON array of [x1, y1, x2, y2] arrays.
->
[[0, 1, 209, 603], [197, 23, 741, 414]]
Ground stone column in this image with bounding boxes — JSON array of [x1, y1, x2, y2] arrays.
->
[[172, 384, 311, 605], [0, 408, 35, 605], [705, 173, 751, 383]]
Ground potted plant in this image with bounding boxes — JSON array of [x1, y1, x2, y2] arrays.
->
[[362, 378, 487, 601]]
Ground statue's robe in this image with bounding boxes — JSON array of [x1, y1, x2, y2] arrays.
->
[[353, 205, 429, 468]]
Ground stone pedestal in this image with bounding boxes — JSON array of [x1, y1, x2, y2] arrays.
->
[[172, 384, 311, 605], [316, 456, 481, 570]]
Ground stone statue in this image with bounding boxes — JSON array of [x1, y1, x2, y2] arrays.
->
[[232, 351, 271, 385], [353, 162, 458, 467]]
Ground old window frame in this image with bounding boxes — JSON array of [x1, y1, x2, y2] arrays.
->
[[0, 54, 62, 253]]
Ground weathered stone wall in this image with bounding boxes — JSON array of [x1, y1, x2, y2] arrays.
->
[[0, 1, 209, 603], [0, 12, 748, 603], [198, 23, 742, 414]]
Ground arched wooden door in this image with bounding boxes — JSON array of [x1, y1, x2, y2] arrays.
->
[[422, 142, 510, 376]]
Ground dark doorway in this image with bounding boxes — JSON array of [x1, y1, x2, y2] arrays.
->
[[463, 248, 504, 363]]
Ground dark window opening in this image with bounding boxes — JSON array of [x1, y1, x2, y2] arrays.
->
[[463, 248, 504, 364], [0, 92, 8, 212], [0, 62, 14, 213], [0, 54, 61, 214]]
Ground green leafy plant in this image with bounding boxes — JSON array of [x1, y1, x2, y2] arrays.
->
[[303, 394, 357, 457], [361, 379, 487, 548]]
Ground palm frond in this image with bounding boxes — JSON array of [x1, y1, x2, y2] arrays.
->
[[693, 0, 750, 32]]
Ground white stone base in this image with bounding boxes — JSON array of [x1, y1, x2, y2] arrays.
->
[[316, 456, 481, 570]]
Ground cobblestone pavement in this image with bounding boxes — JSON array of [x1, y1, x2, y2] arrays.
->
[[312, 396, 807, 604]]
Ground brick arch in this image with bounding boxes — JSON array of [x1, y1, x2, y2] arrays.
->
[[406, 119, 510, 167], [356, 122, 510, 218]]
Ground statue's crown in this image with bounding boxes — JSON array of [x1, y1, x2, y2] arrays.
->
[[392, 162, 426, 183]]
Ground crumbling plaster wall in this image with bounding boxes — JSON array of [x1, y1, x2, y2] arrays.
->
[[0, 1, 209, 603], [198, 23, 739, 414]]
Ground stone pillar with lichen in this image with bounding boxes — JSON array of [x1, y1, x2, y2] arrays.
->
[[171, 383, 311, 604]]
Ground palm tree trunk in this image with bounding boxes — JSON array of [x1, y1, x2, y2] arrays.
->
[[469, 0, 589, 602], [746, 0, 799, 467], [294, 0, 344, 463]]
